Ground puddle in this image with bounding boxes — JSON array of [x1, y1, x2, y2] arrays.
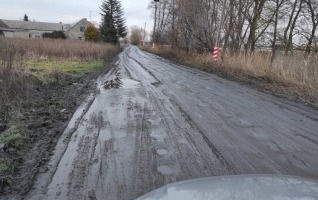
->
[[103, 78, 140, 90], [103, 78, 122, 90], [157, 165, 173, 175], [156, 149, 168, 156], [121, 79, 140, 89]]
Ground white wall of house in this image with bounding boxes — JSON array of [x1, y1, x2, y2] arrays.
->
[[3, 31, 14, 38], [3, 31, 29, 39], [66, 18, 93, 40], [14, 31, 29, 38], [0, 18, 92, 40]]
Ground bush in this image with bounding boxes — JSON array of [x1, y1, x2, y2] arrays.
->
[[42, 31, 66, 39], [84, 25, 100, 42]]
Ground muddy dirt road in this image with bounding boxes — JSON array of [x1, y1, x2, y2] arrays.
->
[[25, 45, 318, 200]]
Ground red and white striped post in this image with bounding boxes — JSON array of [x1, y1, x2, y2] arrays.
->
[[212, 47, 219, 61]]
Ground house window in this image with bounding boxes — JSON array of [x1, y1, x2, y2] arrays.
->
[[80, 27, 85, 32]]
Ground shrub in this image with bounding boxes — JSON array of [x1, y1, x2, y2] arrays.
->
[[84, 25, 100, 42], [42, 31, 66, 39]]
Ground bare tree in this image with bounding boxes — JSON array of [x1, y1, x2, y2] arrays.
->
[[283, 0, 304, 54], [147, 0, 316, 58], [245, 0, 266, 52], [303, 0, 318, 55], [271, 0, 287, 64]]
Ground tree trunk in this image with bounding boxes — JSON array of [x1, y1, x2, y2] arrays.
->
[[271, 0, 285, 64], [304, 0, 318, 56], [246, 0, 266, 52], [284, 0, 303, 55]]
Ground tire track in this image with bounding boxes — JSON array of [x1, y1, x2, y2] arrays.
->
[[125, 53, 162, 85], [168, 97, 235, 173]]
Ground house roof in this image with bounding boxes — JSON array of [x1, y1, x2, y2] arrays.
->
[[0, 19, 71, 32], [0, 19, 9, 28], [66, 18, 94, 33]]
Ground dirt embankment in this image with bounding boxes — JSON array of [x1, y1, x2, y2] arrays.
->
[[0, 63, 114, 196]]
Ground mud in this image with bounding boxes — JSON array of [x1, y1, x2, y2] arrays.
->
[[13, 45, 318, 200], [0, 63, 113, 199]]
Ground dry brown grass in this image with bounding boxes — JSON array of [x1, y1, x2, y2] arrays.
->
[[221, 51, 318, 90], [0, 37, 118, 79], [0, 38, 120, 191], [0, 37, 119, 102], [0, 37, 118, 123], [2, 37, 117, 61], [144, 45, 318, 104]]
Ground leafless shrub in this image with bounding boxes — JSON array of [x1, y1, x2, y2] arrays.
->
[[0, 38, 16, 79]]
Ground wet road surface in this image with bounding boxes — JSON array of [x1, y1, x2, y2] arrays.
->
[[26, 45, 318, 200]]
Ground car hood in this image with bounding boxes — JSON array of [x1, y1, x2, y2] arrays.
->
[[137, 175, 318, 200]]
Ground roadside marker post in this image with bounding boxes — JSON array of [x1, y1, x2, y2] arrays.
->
[[152, 43, 155, 49], [213, 0, 227, 62], [212, 47, 219, 61]]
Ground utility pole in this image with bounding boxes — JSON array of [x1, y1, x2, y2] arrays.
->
[[144, 22, 146, 41], [89, 11, 92, 21]]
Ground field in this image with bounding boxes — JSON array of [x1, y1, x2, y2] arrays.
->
[[143, 45, 318, 107], [0, 38, 118, 193]]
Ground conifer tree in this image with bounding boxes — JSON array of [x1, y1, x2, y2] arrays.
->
[[100, 0, 127, 43], [23, 14, 29, 21]]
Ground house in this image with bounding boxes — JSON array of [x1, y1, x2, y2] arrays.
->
[[66, 18, 94, 40], [0, 18, 93, 40], [0, 19, 69, 39], [0, 19, 9, 37]]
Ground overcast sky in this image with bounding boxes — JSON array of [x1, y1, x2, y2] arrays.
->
[[0, 0, 154, 32]]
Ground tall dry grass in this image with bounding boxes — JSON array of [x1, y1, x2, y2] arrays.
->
[[144, 45, 318, 102], [221, 51, 318, 90], [0, 37, 118, 78], [0, 37, 118, 111], [0, 38, 119, 189], [2, 37, 118, 61]]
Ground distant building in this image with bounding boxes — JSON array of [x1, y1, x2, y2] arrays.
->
[[0, 19, 8, 37], [0, 18, 93, 40], [66, 18, 94, 40]]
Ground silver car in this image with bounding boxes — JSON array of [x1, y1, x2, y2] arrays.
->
[[137, 175, 318, 200]]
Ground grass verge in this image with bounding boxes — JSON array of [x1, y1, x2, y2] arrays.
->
[[142, 45, 318, 108], [0, 38, 119, 195]]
